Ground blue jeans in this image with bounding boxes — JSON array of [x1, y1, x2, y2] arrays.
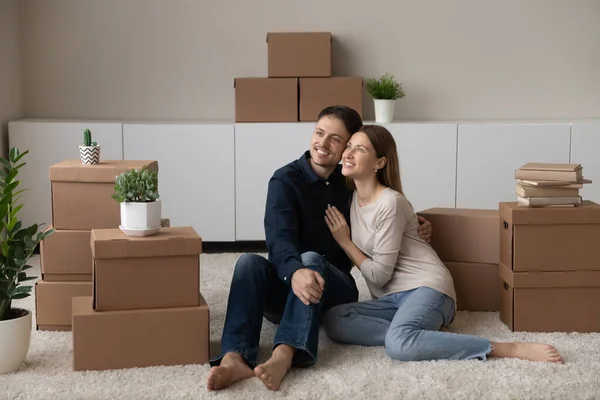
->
[[210, 251, 359, 369], [323, 286, 493, 361]]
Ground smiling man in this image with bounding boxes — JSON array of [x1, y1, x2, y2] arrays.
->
[[206, 106, 433, 392]]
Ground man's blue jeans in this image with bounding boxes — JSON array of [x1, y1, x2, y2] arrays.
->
[[209, 251, 359, 369], [323, 286, 493, 361]]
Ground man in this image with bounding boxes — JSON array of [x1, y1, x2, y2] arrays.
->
[[207, 106, 432, 391]]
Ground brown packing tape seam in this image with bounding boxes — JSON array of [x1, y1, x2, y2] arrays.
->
[[499, 262, 600, 288]]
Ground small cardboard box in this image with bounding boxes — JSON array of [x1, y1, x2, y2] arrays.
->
[[299, 77, 363, 121], [267, 32, 331, 78], [499, 201, 600, 272], [35, 280, 93, 331], [40, 219, 170, 281], [91, 226, 202, 311], [499, 262, 600, 333], [72, 294, 210, 371], [443, 261, 501, 312], [49, 159, 159, 230], [418, 208, 499, 264], [234, 77, 298, 122]]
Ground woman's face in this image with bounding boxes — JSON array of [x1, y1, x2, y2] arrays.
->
[[341, 131, 383, 179]]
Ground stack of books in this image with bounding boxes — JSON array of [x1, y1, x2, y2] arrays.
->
[[514, 162, 592, 207]]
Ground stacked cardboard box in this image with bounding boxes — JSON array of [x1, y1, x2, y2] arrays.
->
[[71, 226, 209, 371], [514, 162, 592, 207], [498, 200, 600, 333], [35, 159, 160, 331], [235, 32, 363, 122], [417, 208, 501, 312]]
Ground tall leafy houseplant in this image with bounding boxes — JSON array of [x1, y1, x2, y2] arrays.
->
[[112, 166, 162, 236], [365, 73, 406, 123], [0, 147, 55, 374]]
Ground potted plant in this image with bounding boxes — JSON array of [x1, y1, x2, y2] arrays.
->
[[79, 128, 101, 165], [112, 166, 162, 236], [0, 147, 55, 374], [365, 73, 406, 123]]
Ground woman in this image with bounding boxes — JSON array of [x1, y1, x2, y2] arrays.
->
[[322, 124, 563, 364]]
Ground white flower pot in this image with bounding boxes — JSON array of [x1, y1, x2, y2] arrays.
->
[[79, 145, 101, 165], [120, 200, 162, 232], [0, 308, 32, 374], [373, 99, 397, 123]]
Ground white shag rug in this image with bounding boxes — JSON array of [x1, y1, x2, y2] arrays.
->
[[1, 253, 600, 400]]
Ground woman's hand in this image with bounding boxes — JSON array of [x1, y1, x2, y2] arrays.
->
[[325, 205, 351, 245]]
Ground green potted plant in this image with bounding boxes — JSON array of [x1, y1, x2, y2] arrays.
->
[[112, 166, 162, 237], [365, 73, 406, 123], [0, 147, 55, 374], [79, 128, 101, 165]]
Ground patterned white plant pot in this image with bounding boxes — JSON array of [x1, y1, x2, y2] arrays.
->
[[79, 145, 101, 165], [0, 308, 32, 374], [120, 200, 162, 232], [373, 99, 396, 123]]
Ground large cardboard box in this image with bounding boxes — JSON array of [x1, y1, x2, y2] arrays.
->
[[444, 261, 501, 312], [72, 294, 210, 371], [267, 32, 331, 78], [418, 208, 499, 264], [91, 226, 202, 311], [35, 280, 93, 331], [498, 262, 600, 332], [40, 218, 171, 281], [299, 77, 363, 121], [234, 77, 298, 122], [50, 159, 159, 230], [499, 201, 600, 272]]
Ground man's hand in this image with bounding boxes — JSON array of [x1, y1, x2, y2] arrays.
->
[[291, 268, 325, 306], [417, 215, 432, 243]]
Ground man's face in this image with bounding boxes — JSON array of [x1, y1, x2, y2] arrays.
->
[[309, 116, 352, 168]]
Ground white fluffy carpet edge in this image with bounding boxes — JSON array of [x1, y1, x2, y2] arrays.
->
[[1, 253, 599, 400]]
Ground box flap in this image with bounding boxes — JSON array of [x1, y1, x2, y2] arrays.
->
[[91, 227, 202, 259], [49, 160, 159, 183], [499, 201, 600, 225], [499, 262, 600, 288]]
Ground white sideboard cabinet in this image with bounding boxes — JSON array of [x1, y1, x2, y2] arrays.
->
[[571, 121, 600, 204], [122, 123, 235, 242]]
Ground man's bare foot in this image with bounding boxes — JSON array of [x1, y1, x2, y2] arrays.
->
[[490, 342, 564, 364], [206, 352, 255, 391], [254, 344, 295, 391]]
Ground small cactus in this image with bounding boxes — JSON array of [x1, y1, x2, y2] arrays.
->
[[83, 129, 92, 146]]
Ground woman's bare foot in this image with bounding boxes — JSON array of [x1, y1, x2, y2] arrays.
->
[[490, 342, 564, 363], [206, 352, 255, 391], [254, 344, 295, 391]]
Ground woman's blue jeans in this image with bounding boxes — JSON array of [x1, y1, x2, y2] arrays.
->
[[323, 286, 493, 361]]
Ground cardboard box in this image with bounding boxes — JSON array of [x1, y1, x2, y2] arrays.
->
[[35, 280, 93, 330], [72, 294, 210, 371], [299, 77, 363, 121], [40, 219, 170, 282], [234, 77, 298, 122], [91, 226, 202, 311], [499, 201, 600, 272], [49, 159, 159, 230], [444, 261, 501, 312], [418, 208, 499, 264], [267, 32, 331, 78], [498, 262, 600, 332]]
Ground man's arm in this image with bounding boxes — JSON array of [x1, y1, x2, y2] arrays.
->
[[264, 176, 304, 285]]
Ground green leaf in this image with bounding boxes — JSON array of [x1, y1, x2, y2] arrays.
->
[[10, 292, 30, 300]]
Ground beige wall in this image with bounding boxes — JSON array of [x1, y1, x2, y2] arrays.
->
[[21, 0, 600, 122], [0, 0, 24, 158]]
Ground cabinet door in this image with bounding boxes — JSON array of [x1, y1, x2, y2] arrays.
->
[[385, 123, 457, 212], [571, 122, 600, 203], [123, 124, 235, 242], [8, 120, 123, 229], [235, 123, 314, 241], [456, 123, 571, 209]]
